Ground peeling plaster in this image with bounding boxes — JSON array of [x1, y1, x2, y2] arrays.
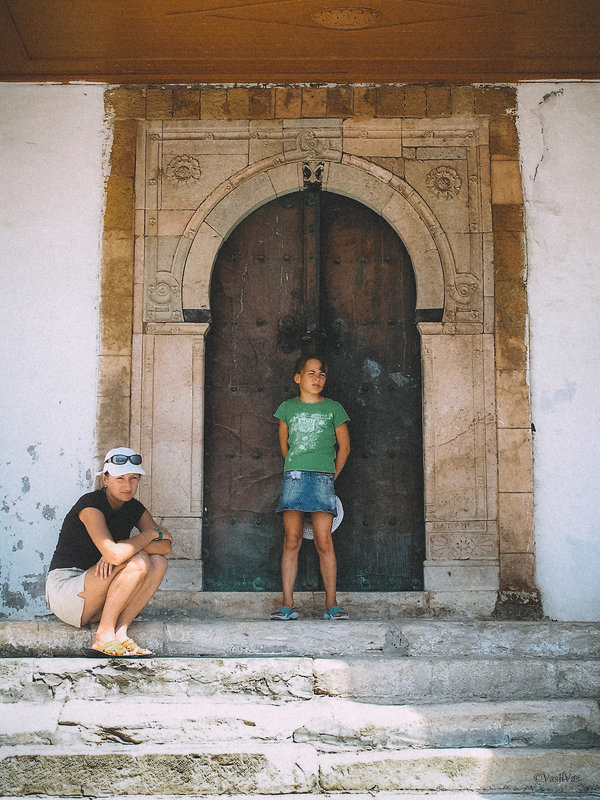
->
[[0, 84, 104, 618]]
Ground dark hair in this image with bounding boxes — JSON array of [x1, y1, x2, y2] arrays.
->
[[294, 353, 328, 375]]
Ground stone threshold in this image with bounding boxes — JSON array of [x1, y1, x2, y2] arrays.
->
[[145, 590, 481, 619]]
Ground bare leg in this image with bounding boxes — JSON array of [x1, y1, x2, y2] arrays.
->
[[114, 554, 167, 642], [281, 510, 303, 609], [80, 552, 165, 647], [312, 512, 337, 610]]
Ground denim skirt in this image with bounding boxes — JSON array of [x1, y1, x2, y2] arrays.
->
[[276, 470, 337, 514]]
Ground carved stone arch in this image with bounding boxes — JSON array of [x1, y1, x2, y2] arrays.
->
[[133, 118, 500, 616], [180, 157, 449, 317]]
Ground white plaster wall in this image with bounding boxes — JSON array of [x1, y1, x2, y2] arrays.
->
[[518, 82, 600, 620], [0, 84, 107, 617]]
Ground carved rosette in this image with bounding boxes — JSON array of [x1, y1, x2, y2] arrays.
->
[[146, 272, 182, 322], [426, 166, 462, 200], [446, 277, 479, 306], [164, 155, 202, 185], [296, 129, 330, 158]]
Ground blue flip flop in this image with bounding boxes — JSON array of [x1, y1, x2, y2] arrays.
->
[[323, 606, 349, 620], [269, 606, 299, 620]]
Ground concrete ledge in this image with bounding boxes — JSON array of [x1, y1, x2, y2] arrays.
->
[[2, 655, 600, 705], [0, 795, 592, 800], [3, 697, 599, 750], [319, 748, 600, 793], [0, 744, 319, 796], [1, 745, 598, 795], [2, 618, 600, 659]]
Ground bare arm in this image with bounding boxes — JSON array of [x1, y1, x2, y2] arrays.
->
[[79, 507, 171, 566], [278, 420, 289, 459], [137, 510, 172, 556], [334, 422, 350, 480]]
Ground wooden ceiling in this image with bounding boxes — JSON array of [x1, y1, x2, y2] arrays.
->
[[1, 0, 599, 84]]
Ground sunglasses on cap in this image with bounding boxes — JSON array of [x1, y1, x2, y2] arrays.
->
[[104, 454, 143, 466]]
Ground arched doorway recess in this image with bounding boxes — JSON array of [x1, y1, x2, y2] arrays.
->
[[132, 118, 499, 615], [203, 190, 424, 592]]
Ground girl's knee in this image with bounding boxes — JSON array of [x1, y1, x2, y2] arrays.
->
[[314, 539, 335, 557], [283, 533, 303, 554]]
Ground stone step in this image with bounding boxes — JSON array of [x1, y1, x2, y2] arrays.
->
[[1, 795, 593, 800], [2, 656, 599, 705], [3, 618, 600, 659], [3, 697, 599, 750], [1, 744, 599, 795]]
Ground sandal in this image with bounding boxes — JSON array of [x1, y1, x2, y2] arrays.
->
[[120, 637, 153, 657], [269, 606, 299, 620], [84, 639, 134, 658], [322, 606, 349, 620]]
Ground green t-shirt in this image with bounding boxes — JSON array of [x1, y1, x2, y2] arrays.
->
[[274, 397, 350, 473]]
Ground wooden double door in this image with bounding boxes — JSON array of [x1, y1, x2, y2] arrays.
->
[[203, 190, 425, 592]]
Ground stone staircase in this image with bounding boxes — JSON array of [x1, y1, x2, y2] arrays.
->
[[1, 595, 600, 799]]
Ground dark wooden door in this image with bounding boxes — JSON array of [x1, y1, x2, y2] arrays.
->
[[203, 191, 424, 591]]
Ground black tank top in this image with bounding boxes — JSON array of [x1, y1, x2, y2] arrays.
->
[[48, 489, 146, 571]]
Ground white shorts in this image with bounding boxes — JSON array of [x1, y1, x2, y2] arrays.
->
[[45, 568, 86, 628]]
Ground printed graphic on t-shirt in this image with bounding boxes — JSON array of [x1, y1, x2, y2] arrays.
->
[[289, 412, 329, 455]]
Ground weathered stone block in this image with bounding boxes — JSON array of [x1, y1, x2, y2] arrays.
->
[[327, 86, 353, 117], [474, 86, 517, 116], [109, 119, 137, 177], [405, 84, 427, 117], [500, 552, 537, 592], [249, 88, 274, 119], [302, 87, 327, 117], [319, 747, 600, 793], [201, 88, 227, 119], [496, 369, 531, 430], [495, 281, 527, 371], [494, 230, 525, 281], [105, 87, 146, 119], [97, 355, 132, 398], [451, 85, 475, 116], [492, 203, 524, 231], [497, 429, 534, 493], [146, 88, 173, 119], [499, 492, 534, 554], [426, 86, 451, 117], [490, 115, 519, 158], [0, 744, 318, 796], [103, 175, 134, 232], [96, 394, 131, 449], [225, 87, 249, 119], [353, 86, 377, 117], [377, 86, 405, 117], [173, 88, 200, 119], [275, 87, 302, 118], [491, 159, 523, 205]]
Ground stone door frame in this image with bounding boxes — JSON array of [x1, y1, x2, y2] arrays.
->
[[127, 113, 532, 617]]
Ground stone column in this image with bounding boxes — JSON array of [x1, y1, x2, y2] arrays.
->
[[420, 323, 499, 616], [131, 322, 208, 590]]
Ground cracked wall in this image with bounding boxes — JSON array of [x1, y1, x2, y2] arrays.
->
[[0, 84, 106, 618], [518, 82, 600, 621]]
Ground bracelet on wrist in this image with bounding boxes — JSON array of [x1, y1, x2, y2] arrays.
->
[[154, 527, 163, 540]]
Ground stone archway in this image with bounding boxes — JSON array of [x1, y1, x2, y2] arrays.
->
[[131, 117, 500, 615]]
